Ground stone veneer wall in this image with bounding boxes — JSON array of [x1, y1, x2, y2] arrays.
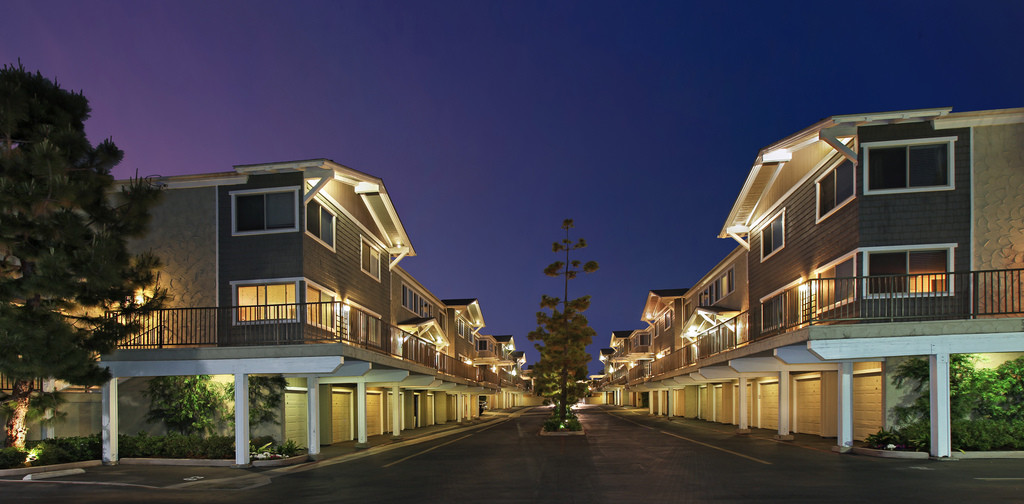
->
[[973, 123, 1024, 270]]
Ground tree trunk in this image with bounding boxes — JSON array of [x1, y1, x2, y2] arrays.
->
[[3, 379, 33, 449]]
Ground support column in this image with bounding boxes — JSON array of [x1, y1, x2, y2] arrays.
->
[[737, 377, 750, 433], [649, 391, 655, 415], [306, 376, 320, 458], [456, 393, 463, 423], [776, 370, 792, 440], [101, 377, 118, 465], [837, 362, 854, 452], [930, 353, 952, 458], [355, 381, 369, 448], [667, 388, 674, 418], [391, 385, 402, 440], [234, 373, 250, 466]]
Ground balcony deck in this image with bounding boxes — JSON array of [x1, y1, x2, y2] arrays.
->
[[595, 269, 1024, 390], [112, 302, 525, 389]]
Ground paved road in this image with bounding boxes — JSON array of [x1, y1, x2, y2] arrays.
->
[[3, 405, 1023, 503]]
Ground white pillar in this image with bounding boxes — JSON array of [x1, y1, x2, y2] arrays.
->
[[738, 377, 749, 432], [234, 373, 250, 466], [391, 385, 402, 439], [101, 377, 118, 465], [306, 376, 320, 457], [929, 353, 952, 458], [837, 362, 854, 451], [355, 381, 369, 448], [649, 391, 655, 415], [456, 393, 463, 423], [777, 370, 792, 439]]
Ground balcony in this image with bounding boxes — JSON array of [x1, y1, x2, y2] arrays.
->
[[593, 269, 1024, 390], [112, 301, 526, 388]]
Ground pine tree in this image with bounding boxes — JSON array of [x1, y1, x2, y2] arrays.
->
[[0, 62, 164, 448], [528, 219, 598, 426]]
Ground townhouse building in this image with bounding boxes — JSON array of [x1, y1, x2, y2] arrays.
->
[[596, 107, 1024, 457], [84, 159, 528, 465]]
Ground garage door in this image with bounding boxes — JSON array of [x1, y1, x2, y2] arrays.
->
[[331, 390, 352, 443], [854, 373, 883, 440], [285, 391, 307, 448], [760, 382, 779, 430], [366, 392, 382, 436], [713, 385, 723, 423], [796, 377, 821, 435]]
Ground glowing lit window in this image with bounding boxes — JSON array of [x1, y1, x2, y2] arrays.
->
[[306, 285, 336, 329], [816, 256, 856, 307], [867, 249, 951, 295], [236, 283, 297, 322]]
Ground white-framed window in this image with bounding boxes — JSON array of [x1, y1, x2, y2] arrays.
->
[[305, 199, 335, 249], [401, 284, 433, 318], [816, 159, 855, 222], [814, 252, 857, 310], [305, 282, 337, 329], [663, 311, 672, 330], [864, 244, 955, 296], [638, 332, 651, 347], [725, 267, 735, 295], [476, 339, 489, 352], [231, 187, 300, 235], [360, 237, 381, 281], [863, 137, 956, 195], [457, 318, 466, 338], [759, 278, 803, 333], [233, 279, 299, 323], [760, 209, 785, 261]]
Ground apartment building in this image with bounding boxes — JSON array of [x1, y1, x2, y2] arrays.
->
[[595, 107, 1024, 457], [87, 159, 528, 465]]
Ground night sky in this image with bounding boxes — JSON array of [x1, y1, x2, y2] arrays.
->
[[4, 1, 1023, 375]]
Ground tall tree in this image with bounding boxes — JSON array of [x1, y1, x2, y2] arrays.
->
[[528, 219, 598, 426], [0, 62, 164, 448]]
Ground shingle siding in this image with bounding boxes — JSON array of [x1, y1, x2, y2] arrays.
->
[[304, 211, 390, 315]]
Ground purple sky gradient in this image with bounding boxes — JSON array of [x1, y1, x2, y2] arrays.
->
[[4, 1, 1023, 374]]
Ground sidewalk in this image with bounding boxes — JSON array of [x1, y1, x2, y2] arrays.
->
[[0, 407, 532, 490]]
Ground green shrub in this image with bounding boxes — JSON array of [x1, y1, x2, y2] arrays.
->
[[0, 447, 27, 469], [117, 432, 234, 459], [864, 429, 904, 450], [33, 444, 71, 466], [542, 417, 562, 432], [275, 439, 301, 457], [201, 436, 235, 459], [563, 418, 582, 431]]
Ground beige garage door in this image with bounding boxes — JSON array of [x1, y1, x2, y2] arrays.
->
[[285, 391, 307, 448], [796, 378, 821, 435], [331, 390, 352, 443], [713, 385, 723, 423], [366, 392, 382, 436], [760, 382, 779, 430], [854, 373, 883, 440]]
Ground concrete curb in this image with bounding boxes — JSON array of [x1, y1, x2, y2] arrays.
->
[[23, 468, 86, 480], [251, 454, 309, 467], [0, 459, 102, 478], [851, 447, 929, 459], [538, 429, 586, 437], [120, 457, 235, 467]]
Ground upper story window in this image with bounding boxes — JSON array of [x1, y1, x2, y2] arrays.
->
[[863, 137, 955, 195], [815, 254, 856, 308], [865, 246, 953, 295], [306, 200, 335, 248], [235, 281, 297, 323], [760, 210, 785, 261], [457, 318, 466, 338], [637, 332, 651, 347], [402, 284, 433, 318], [663, 311, 672, 330], [476, 339, 489, 351], [817, 159, 855, 221], [360, 238, 381, 281], [232, 188, 299, 235], [725, 267, 735, 295]]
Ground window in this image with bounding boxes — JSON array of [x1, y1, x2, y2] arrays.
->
[[355, 310, 381, 346], [402, 285, 433, 318], [638, 332, 651, 347], [663, 311, 672, 330], [232, 189, 299, 234], [867, 248, 951, 295], [306, 285, 336, 329], [361, 238, 381, 281], [725, 267, 735, 295], [457, 318, 466, 338], [815, 256, 856, 307], [817, 159, 855, 220], [236, 282, 297, 322], [477, 339, 489, 352], [760, 210, 785, 260], [864, 138, 954, 194], [306, 200, 335, 248]]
